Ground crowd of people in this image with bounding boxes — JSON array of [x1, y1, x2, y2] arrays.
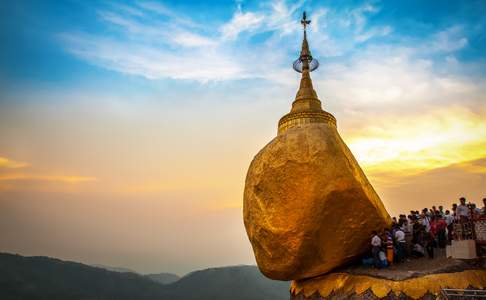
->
[[367, 197, 486, 268]]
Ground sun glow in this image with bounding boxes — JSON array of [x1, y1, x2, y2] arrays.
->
[[347, 107, 486, 176]]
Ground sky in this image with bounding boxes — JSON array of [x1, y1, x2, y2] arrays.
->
[[1, 0, 485, 275]]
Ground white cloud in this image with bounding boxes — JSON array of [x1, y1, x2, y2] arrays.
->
[[172, 31, 216, 47], [429, 26, 468, 52], [220, 10, 264, 40], [355, 25, 392, 42], [110, 3, 145, 17], [60, 0, 477, 87], [61, 33, 243, 81], [136, 1, 201, 29], [310, 9, 328, 33], [316, 46, 485, 114], [265, 0, 304, 35], [98, 10, 215, 48], [349, 3, 377, 31]]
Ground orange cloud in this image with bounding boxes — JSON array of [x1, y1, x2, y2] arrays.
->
[[0, 156, 29, 169], [346, 106, 486, 177], [0, 173, 97, 183], [0, 156, 96, 186]]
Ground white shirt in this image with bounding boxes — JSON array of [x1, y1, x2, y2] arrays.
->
[[379, 251, 386, 261], [395, 230, 405, 242], [445, 214, 454, 225], [456, 205, 469, 217], [413, 243, 425, 255], [371, 235, 381, 247], [422, 216, 431, 232]]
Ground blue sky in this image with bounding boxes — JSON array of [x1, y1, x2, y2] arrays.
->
[[2, 0, 485, 85], [1, 0, 486, 274]]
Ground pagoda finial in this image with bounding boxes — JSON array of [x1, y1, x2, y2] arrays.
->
[[292, 11, 319, 103], [301, 11, 311, 29], [278, 11, 336, 134], [277, 11, 335, 134], [293, 11, 319, 73]]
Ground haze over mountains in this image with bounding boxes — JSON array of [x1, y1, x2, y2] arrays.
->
[[91, 264, 137, 274], [92, 264, 181, 285], [145, 272, 181, 285], [0, 253, 289, 300]]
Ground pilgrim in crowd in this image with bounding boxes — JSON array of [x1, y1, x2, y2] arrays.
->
[[366, 197, 486, 268]]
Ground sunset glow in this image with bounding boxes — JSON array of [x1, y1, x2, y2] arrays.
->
[[1, 0, 485, 276]]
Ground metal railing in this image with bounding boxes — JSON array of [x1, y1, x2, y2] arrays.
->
[[440, 289, 486, 299]]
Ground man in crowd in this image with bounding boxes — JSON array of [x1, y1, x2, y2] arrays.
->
[[471, 203, 482, 216], [456, 197, 469, 219], [394, 226, 406, 262], [421, 209, 431, 232], [371, 231, 382, 268], [445, 210, 454, 243], [438, 205, 445, 217]]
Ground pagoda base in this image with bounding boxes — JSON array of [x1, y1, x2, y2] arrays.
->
[[290, 270, 486, 300]]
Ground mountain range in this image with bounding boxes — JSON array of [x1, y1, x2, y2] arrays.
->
[[92, 264, 181, 285], [0, 252, 289, 300]]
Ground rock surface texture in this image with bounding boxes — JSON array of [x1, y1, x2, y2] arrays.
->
[[243, 15, 391, 281], [243, 123, 391, 280]]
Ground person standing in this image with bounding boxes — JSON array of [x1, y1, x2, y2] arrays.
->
[[436, 216, 447, 248], [425, 230, 435, 259], [472, 203, 482, 217], [395, 227, 406, 262], [385, 229, 394, 265], [456, 197, 470, 240], [371, 231, 382, 268], [456, 197, 469, 219], [405, 215, 414, 256], [445, 210, 454, 244], [421, 212, 431, 232], [438, 205, 445, 217]]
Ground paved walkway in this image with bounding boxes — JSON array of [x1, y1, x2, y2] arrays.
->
[[336, 248, 484, 280]]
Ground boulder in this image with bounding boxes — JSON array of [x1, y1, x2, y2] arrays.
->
[[243, 123, 391, 280]]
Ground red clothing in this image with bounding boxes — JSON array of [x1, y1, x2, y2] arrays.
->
[[430, 221, 438, 235], [436, 219, 447, 230]]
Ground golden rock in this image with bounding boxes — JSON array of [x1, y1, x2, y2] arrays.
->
[[243, 122, 391, 280], [243, 14, 391, 281]]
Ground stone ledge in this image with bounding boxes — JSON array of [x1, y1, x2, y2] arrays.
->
[[290, 269, 486, 300]]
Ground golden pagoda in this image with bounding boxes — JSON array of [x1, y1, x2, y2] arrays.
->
[[243, 12, 486, 299], [243, 11, 391, 281]]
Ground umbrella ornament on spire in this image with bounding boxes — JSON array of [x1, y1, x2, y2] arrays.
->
[[293, 11, 319, 73]]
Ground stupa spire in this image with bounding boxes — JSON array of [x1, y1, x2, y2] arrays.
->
[[293, 11, 319, 101], [278, 11, 336, 134], [298, 11, 312, 71]]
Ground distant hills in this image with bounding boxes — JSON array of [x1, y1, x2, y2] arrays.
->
[[0, 253, 289, 300], [145, 272, 181, 285], [91, 264, 137, 274], [92, 264, 181, 285]]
